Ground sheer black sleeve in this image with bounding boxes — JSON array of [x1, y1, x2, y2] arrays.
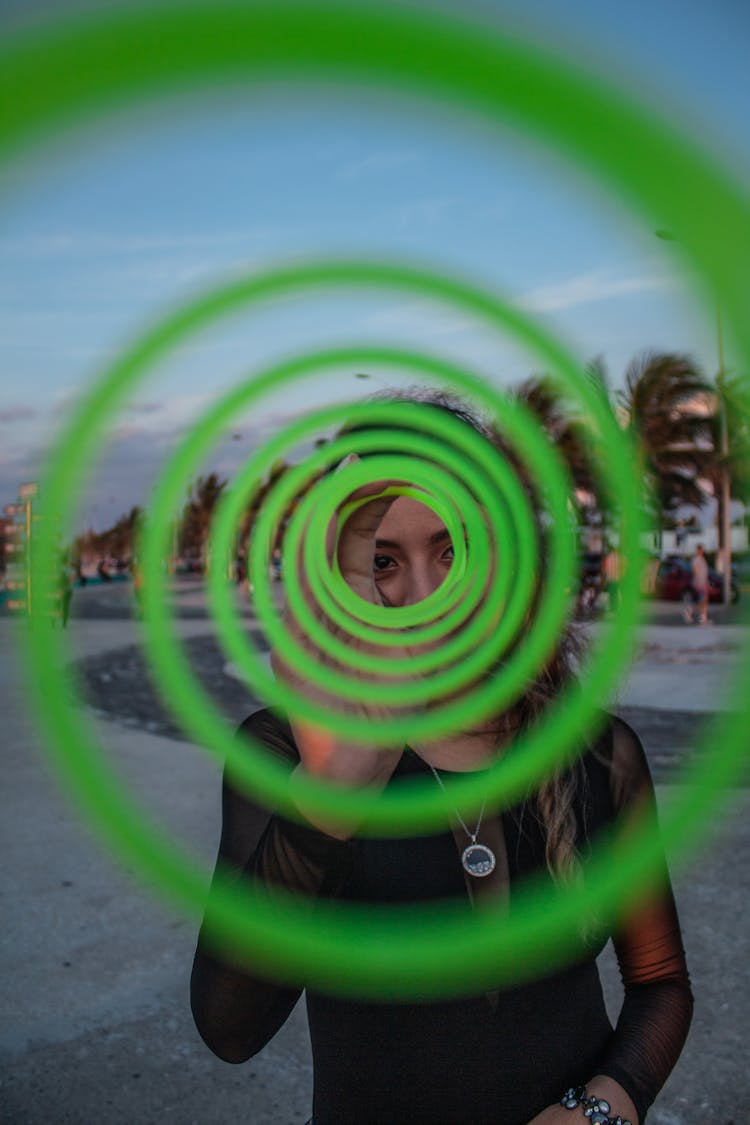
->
[[596, 716, 694, 1124], [190, 709, 355, 1063]]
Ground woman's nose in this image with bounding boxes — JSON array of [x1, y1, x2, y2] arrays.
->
[[403, 565, 443, 606]]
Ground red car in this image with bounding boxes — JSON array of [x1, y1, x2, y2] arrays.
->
[[654, 556, 739, 604]]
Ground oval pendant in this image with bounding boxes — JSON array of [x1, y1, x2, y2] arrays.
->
[[461, 843, 496, 877]]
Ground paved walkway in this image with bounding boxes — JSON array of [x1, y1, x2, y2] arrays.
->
[[1, 592, 748, 1123]]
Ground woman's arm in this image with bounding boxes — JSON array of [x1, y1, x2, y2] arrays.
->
[[192, 469, 423, 1059], [190, 710, 356, 1062], [529, 716, 693, 1125], [589, 716, 694, 1123]]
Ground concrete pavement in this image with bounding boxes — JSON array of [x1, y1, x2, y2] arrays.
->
[[1, 589, 748, 1123]]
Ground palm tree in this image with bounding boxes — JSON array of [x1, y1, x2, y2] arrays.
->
[[512, 369, 608, 515], [617, 351, 715, 544], [180, 473, 228, 569], [105, 506, 143, 561], [239, 458, 292, 554]]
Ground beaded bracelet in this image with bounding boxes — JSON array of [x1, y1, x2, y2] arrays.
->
[[560, 1085, 633, 1125]]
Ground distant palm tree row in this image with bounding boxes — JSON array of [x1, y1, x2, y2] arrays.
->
[[515, 351, 749, 547], [74, 351, 749, 568]]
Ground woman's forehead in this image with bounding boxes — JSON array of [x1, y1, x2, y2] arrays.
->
[[375, 495, 448, 545]]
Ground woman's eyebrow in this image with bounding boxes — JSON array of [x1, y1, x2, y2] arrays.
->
[[430, 526, 468, 545], [375, 526, 463, 549], [374, 528, 460, 550], [427, 528, 452, 546]]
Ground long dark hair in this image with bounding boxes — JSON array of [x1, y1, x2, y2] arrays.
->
[[340, 384, 588, 883]]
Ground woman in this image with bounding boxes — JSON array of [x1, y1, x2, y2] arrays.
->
[[191, 392, 692, 1125]]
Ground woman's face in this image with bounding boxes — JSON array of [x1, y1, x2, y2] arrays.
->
[[372, 495, 456, 608]]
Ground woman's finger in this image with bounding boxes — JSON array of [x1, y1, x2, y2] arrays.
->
[[335, 480, 412, 600]]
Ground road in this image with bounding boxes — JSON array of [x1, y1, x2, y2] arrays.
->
[[1, 580, 748, 1124]]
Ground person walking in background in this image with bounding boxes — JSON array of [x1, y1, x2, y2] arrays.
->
[[55, 553, 73, 628], [131, 556, 145, 620], [601, 541, 622, 612], [684, 543, 710, 624], [715, 545, 726, 577]]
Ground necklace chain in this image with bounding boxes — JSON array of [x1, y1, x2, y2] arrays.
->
[[428, 764, 486, 843]]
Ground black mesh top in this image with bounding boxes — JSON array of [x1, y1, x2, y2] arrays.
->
[[191, 711, 692, 1125]]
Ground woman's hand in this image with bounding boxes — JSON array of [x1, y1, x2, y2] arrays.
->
[[525, 1076, 638, 1125], [271, 465, 422, 837]]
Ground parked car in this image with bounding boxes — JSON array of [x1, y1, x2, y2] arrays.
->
[[653, 556, 739, 604]]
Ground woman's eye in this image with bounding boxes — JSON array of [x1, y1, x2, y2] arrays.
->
[[442, 544, 455, 562], [373, 555, 396, 573]]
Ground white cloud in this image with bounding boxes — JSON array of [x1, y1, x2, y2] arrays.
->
[[0, 405, 37, 424], [124, 401, 163, 416], [359, 298, 474, 337], [393, 196, 460, 225], [517, 269, 673, 313], [0, 229, 274, 260], [336, 149, 420, 181]]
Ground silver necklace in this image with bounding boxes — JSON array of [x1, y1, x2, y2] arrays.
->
[[428, 765, 496, 877]]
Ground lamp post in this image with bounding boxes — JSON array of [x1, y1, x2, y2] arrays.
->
[[715, 309, 733, 606], [655, 230, 732, 605]]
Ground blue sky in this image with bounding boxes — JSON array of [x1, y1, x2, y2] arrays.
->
[[1, 0, 748, 529]]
